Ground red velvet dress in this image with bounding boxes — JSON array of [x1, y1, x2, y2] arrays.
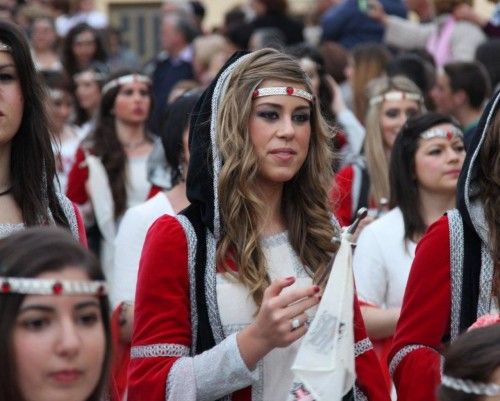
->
[[389, 216, 451, 401], [127, 215, 391, 401]]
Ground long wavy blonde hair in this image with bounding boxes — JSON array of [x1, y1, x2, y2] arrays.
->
[[216, 48, 338, 306], [364, 75, 424, 207]]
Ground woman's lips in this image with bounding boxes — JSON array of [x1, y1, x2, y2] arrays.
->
[[269, 148, 297, 162], [49, 369, 83, 384]]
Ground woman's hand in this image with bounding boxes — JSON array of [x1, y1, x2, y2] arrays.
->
[[326, 74, 347, 115], [237, 277, 321, 370]]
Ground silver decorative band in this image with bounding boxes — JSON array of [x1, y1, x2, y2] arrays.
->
[[0, 41, 11, 52], [252, 86, 314, 102], [102, 73, 151, 95], [441, 374, 500, 396], [420, 126, 463, 140], [354, 337, 373, 358], [369, 90, 423, 106], [130, 343, 190, 359], [0, 277, 107, 296], [389, 344, 432, 376], [73, 71, 107, 83]]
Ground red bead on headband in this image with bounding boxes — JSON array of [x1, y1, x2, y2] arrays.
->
[[252, 86, 314, 103]]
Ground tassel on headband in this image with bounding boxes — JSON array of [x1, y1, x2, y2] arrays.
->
[[101, 73, 151, 96], [369, 90, 423, 106], [441, 374, 500, 396], [252, 86, 314, 103], [0, 277, 107, 296]]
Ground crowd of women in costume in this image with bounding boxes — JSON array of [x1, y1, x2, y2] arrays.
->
[[1, 0, 500, 400]]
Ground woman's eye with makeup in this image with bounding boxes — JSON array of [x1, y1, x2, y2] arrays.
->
[[0, 72, 15, 82], [384, 109, 400, 118], [405, 108, 419, 118], [428, 148, 442, 156], [257, 111, 279, 120], [21, 317, 51, 331], [76, 311, 101, 327], [292, 112, 310, 123]]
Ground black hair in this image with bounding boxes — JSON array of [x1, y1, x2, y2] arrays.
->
[[160, 90, 201, 186], [444, 61, 492, 109], [0, 20, 70, 228], [475, 39, 500, 90], [0, 226, 111, 401], [439, 324, 500, 401], [390, 112, 462, 242]]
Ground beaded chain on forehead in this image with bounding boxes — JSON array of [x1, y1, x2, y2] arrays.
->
[[0, 276, 108, 296], [252, 86, 314, 103]]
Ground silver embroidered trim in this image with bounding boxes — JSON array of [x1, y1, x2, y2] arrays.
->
[[354, 338, 373, 358], [448, 209, 464, 341], [130, 343, 190, 359], [0, 223, 24, 239], [56, 192, 79, 240], [261, 231, 288, 248], [354, 384, 369, 401], [389, 344, 433, 376], [177, 215, 199, 355], [252, 360, 264, 401], [478, 243, 494, 318], [210, 53, 253, 240], [206, 229, 225, 344], [464, 92, 500, 222]]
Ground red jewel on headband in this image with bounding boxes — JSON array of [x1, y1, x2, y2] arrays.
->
[[252, 90, 259, 99], [52, 282, 63, 295], [446, 131, 453, 140], [1, 281, 10, 293], [286, 87, 294, 95], [97, 284, 106, 296]]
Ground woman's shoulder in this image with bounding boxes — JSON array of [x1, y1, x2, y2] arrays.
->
[[120, 193, 174, 230], [363, 207, 405, 234]]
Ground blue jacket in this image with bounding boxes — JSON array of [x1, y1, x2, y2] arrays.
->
[[321, 0, 407, 48]]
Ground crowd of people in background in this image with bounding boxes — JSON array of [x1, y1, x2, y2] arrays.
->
[[0, 0, 499, 400]]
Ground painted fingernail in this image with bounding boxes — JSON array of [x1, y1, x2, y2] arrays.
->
[[313, 285, 320, 293], [285, 276, 295, 283]]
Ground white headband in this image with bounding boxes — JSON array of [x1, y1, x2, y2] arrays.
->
[[252, 86, 314, 103], [441, 374, 500, 396], [369, 90, 423, 106], [420, 126, 463, 140], [102, 73, 151, 96], [0, 40, 11, 52], [0, 277, 107, 296]]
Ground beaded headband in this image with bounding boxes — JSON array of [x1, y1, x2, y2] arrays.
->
[[369, 90, 423, 106], [441, 374, 500, 396], [0, 277, 107, 296], [420, 126, 463, 140], [252, 86, 314, 103], [0, 40, 11, 52], [102, 74, 151, 96]]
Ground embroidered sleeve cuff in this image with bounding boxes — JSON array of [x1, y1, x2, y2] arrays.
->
[[193, 333, 259, 400]]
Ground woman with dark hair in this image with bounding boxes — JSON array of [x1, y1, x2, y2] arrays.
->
[[112, 89, 200, 307], [438, 324, 500, 401], [29, 16, 63, 73], [353, 112, 465, 388], [389, 87, 500, 401], [127, 48, 390, 401], [72, 64, 107, 138], [67, 70, 155, 276], [0, 20, 85, 242], [0, 226, 111, 401], [110, 89, 201, 401], [62, 23, 107, 78]]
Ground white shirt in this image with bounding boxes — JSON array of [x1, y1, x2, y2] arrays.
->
[[111, 192, 174, 307], [353, 207, 416, 309]]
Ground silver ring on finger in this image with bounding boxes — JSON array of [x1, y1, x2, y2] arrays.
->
[[291, 317, 301, 331]]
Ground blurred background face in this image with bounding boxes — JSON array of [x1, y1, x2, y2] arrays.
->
[[72, 30, 97, 67], [413, 124, 465, 194], [112, 80, 151, 125], [75, 73, 101, 112], [299, 57, 320, 97], [13, 267, 105, 401], [380, 98, 420, 150], [31, 19, 57, 51], [430, 71, 454, 114], [49, 90, 74, 132]]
